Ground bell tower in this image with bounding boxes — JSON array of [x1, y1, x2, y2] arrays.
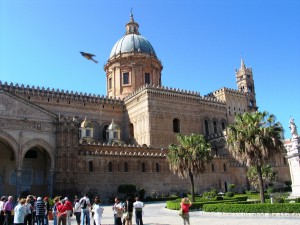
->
[[235, 58, 258, 111]]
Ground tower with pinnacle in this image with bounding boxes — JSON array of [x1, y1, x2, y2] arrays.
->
[[235, 58, 258, 111]]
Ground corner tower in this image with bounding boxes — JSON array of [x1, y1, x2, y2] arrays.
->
[[235, 58, 258, 111], [104, 13, 163, 99]]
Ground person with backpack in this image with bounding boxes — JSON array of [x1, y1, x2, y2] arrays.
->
[[79, 194, 90, 225], [73, 199, 81, 225]]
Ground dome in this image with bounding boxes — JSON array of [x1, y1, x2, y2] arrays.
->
[[80, 118, 93, 128], [109, 13, 157, 59], [108, 119, 120, 131], [109, 34, 157, 58]]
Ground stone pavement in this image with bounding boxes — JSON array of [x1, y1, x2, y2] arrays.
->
[[70, 201, 300, 225]]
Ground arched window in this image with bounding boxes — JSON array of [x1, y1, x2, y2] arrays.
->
[[108, 162, 113, 172], [124, 162, 128, 172], [223, 163, 227, 172], [129, 123, 134, 138], [221, 122, 225, 130], [213, 121, 217, 134], [205, 120, 209, 135], [173, 118, 180, 133], [142, 163, 146, 172], [211, 163, 215, 172], [25, 149, 38, 159], [156, 163, 160, 172], [89, 161, 93, 172], [102, 125, 108, 140]]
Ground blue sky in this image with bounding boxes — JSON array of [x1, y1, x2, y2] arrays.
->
[[0, 0, 299, 138]]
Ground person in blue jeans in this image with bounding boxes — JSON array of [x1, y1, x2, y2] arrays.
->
[[79, 194, 91, 225]]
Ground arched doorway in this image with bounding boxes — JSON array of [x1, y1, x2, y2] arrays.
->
[[0, 138, 16, 196], [20, 146, 51, 197]]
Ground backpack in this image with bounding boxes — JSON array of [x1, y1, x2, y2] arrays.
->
[[80, 199, 87, 209]]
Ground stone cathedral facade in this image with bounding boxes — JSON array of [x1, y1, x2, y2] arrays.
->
[[0, 14, 290, 199]]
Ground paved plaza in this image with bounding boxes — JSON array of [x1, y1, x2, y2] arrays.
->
[[69, 201, 300, 225]]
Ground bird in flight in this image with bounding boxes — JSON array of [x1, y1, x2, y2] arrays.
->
[[80, 52, 98, 63]]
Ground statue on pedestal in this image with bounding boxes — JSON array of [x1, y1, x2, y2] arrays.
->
[[289, 118, 298, 137]]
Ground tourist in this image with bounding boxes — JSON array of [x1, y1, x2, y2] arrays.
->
[[79, 194, 91, 225], [133, 197, 144, 225], [35, 197, 45, 225], [112, 197, 123, 225], [24, 197, 33, 225], [180, 197, 192, 225], [73, 199, 81, 225], [13, 198, 26, 225], [92, 198, 103, 225], [57, 199, 67, 225], [0, 196, 7, 225], [63, 198, 72, 225], [43, 197, 50, 225], [123, 197, 133, 225], [3, 196, 14, 225], [52, 197, 60, 225]]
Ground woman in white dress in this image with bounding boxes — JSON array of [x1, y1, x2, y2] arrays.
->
[[92, 198, 104, 225]]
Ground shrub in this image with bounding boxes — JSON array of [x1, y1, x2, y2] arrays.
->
[[203, 203, 300, 213], [228, 184, 236, 192], [225, 192, 234, 197]]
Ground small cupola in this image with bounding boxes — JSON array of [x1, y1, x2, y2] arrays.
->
[[106, 119, 121, 144], [79, 117, 94, 141], [125, 11, 140, 35]]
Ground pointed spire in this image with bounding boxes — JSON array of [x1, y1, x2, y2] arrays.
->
[[240, 58, 246, 70], [130, 8, 134, 22]]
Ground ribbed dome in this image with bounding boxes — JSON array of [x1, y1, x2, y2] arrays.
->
[[109, 13, 157, 59], [109, 34, 157, 58]]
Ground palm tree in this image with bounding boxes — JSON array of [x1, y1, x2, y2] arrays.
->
[[167, 133, 212, 202], [226, 111, 284, 203]]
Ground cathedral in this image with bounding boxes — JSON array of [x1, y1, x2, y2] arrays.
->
[[0, 13, 290, 200]]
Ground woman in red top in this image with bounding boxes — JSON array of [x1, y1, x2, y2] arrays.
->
[[57, 200, 67, 225], [180, 197, 192, 225]]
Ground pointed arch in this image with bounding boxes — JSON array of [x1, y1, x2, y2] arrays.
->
[[20, 139, 55, 169]]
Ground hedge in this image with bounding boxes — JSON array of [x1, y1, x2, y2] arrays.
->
[[203, 203, 300, 213], [166, 196, 248, 210]]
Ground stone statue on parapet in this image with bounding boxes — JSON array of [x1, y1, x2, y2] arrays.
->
[[289, 118, 298, 137]]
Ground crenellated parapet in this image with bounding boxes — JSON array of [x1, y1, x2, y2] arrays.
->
[[79, 143, 166, 158], [124, 83, 226, 104], [206, 87, 246, 98], [0, 81, 124, 105]]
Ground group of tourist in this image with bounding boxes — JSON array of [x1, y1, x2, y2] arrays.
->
[[112, 196, 144, 225], [0, 194, 145, 225], [0, 195, 50, 225]]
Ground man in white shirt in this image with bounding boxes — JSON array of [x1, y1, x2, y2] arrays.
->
[[112, 197, 123, 225], [133, 197, 144, 225]]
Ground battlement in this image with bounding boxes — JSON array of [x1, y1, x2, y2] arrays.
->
[[0, 81, 123, 105], [124, 83, 226, 104], [79, 142, 167, 157], [207, 87, 245, 97]]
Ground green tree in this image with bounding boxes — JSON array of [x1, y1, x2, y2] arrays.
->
[[247, 164, 277, 190], [226, 111, 284, 203], [167, 133, 212, 202]]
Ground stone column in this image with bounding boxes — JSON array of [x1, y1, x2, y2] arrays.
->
[[49, 169, 55, 197], [15, 169, 22, 197]]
